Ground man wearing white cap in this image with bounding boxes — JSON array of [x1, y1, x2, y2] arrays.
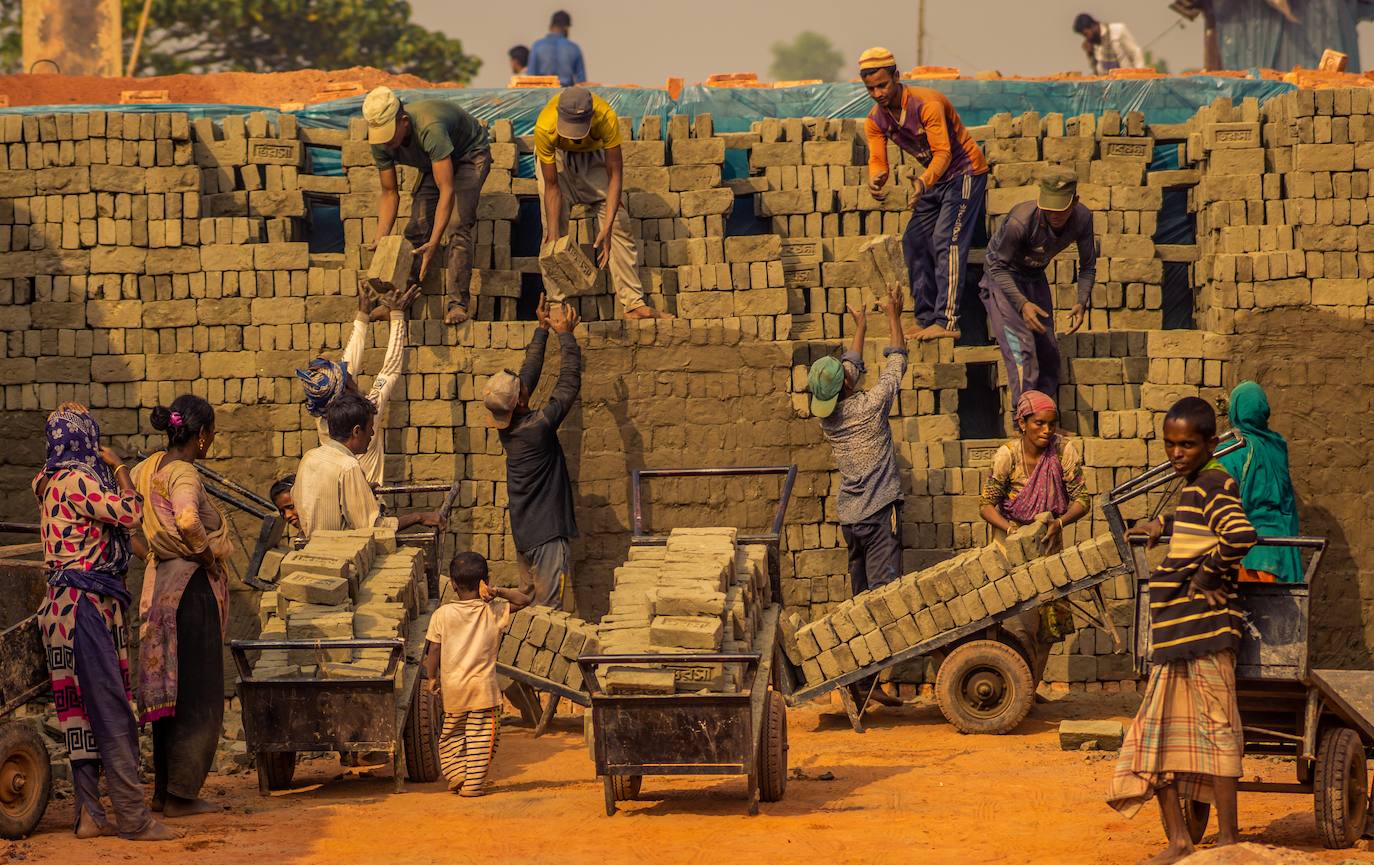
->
[[363, 86, 492, 325], [483, 295, 582, 610], [535, 86, 669, 320]]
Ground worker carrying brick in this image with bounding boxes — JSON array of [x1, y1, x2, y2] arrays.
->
[[808, 281, 909, 709], [979, 168, 1095, 405], [292, 392, 444, 539], [482, 296, 583, 610], [861, 47, 988, 342], [363, 85, 492, 326], [295, 287, 415, 487], [535, 86, 670, 320]]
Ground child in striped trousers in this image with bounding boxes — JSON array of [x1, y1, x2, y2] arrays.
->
[[423, 552, 529, 796]]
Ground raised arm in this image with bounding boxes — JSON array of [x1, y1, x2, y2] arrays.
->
[[518, 325, 551, 396], [868, 283, 908, 410], [367, 304, 408, 412], [542, 306, 582, 428]]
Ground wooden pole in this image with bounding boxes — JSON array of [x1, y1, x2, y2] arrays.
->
[[917, 0, 926, 66], [125, 0, 153, 77], [1201, 0, 1221, 71]]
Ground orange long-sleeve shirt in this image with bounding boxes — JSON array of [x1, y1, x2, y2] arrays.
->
[[865, 86, 987, 190]]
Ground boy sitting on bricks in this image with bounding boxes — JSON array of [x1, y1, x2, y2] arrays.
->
[[423, 552, 530, 796], [1107, 397, 1258, 864]]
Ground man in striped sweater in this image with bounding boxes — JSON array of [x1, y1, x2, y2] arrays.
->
[[1108, 397, 1258, 865], [860, 47, 989, 342]]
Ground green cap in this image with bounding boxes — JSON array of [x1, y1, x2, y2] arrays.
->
[[1038, 168, 1077, 212], [808, 356, 845, 418]]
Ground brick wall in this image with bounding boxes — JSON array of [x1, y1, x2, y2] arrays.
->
[[0, 88, 1368, 680]]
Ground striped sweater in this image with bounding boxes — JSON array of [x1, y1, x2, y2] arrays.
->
[[1149, 462, 1259, 663]]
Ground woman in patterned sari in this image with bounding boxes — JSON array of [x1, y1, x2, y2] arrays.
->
[[979, 390, 1092, 683], [130, 395, 233, 818], [34, 404, 172, 841]]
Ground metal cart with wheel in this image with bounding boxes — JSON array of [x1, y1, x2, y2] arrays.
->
[[783, 563, 1126, 735], [0, 528, 54, 839], [581, 465, 797, 815], [1106, 439, 1373, 850]]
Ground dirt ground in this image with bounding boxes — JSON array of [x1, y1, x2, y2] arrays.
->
[[9, 692, 1374, 865], [0, 67, 447, 109]]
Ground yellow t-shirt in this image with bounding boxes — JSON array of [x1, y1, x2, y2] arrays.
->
[[533, 92, 622, 164]]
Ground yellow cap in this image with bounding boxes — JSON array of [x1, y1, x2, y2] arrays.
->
[[859, 47, 897, 71]]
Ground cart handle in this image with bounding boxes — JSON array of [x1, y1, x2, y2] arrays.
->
[[1126, 534, 1328, 586], [229, 638, 404, 681], [630, 465, 798, 538], [1103, 432, 1246, 508]]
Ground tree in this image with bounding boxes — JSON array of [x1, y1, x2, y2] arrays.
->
[[118, 0, 480, 82], [770, 31, 844, 82], [0, 3, 19, 74], [1144, 49, 1170, 74]]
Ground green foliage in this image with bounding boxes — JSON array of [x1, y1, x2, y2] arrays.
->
[[119, 0, 479, 82], [1144, 49, 1170, 74], [769, 30, 844, 83], [0, 2, 20, 74]]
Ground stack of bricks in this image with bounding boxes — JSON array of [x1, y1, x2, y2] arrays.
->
[[595, 527, 766, 695], [497, 606, 601, 692], [789, 516, 1124, 685], [253, 527, 424, 679]]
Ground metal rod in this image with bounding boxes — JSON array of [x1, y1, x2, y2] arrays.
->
[[579, 652, 762, 666], [0, 522, 39, 535], [189, 461, 275, 511], [376, 482, 453, 495]]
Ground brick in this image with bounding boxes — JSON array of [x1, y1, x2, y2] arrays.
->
[[145, 247, 201, 275], [143, 299, 198, 327], [37, 167, 89, 193], [671, 138, 725, 164], [247, 138, 303, 165], [90, 164, 145, 193], [1059, 720, 1124, 750], [249, 190, 306, 218], [1293, 143, 1353, 172], [749, 141, 802, 169], [253, 242, 309, 270], [0, 170, 35, 197], [91, 246, 147, 274], [200, 244, 256, 271], [621, 140, 666, 167], [667, 164, 720, 191], [278, 572, 350, 606], [1202, 122, 1260, 150], [146, 166, 199, 192], [251, 297, 306, 324], [625, 191, 679, 218], [367, 234, 414, 294], [676, 291, 734, 318], [679, 188, 734, 217], [802, 140, 856, 165], [540, 235, 599, 297]]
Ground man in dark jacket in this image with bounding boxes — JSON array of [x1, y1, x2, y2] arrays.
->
[[483, 295, 581, 611]]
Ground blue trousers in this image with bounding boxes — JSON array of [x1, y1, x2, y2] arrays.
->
[[902, 171, 987, 331], [979, 269, 1061, 405]]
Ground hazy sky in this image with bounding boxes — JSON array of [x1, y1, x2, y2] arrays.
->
[[414, 0, 1374, 88]]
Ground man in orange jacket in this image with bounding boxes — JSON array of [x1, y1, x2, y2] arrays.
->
[[861, 47, 988, 341]]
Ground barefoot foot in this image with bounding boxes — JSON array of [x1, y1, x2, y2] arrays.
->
[[1136, 841, 1193, 865], [162, 796, 221, 818], [444, 305, 470, 325], [130, 819, 178, 841], [74, 808, 116, 838], [624, 306, 672, 320]]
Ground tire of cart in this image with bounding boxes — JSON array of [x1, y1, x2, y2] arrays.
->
[[1315, 726, 1369, 848], [0, 723, 50, 840], [404, 678, 442, 783], [1159, 795, 1211, 845], [758, 689, 788, 803], [259, 751, 298, 791], [610, 774, 642, 801], [934, 639, 1035, 735]]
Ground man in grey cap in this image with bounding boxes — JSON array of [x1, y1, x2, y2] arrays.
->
[[483, 295, 582, 610], [364, 86, 491, 325], [978, 168, 1096, 405], [534, 86, 669, 320]]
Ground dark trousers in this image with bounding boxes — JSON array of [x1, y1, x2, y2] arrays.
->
[[979, 269, 1062, 404], [70, 597, 153, 838], [152, 569, 223, 802], [903, 171, 987, 331], [841, 501, 903, 597], [404, 147, 492, 313]]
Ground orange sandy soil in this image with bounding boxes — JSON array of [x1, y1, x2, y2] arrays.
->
[[9, 692, 1374, 865], [0, 67, 448, 109]]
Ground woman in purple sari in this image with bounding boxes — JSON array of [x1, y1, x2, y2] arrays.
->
[[34, 404, 172, 841], [979, 390, 1091, 683]]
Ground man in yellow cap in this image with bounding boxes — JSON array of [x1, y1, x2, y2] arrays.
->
[[979, 168, 1096, 405], [534, 86, 670, 320], [363, 86, 492, 325], [860, 47, 988, 342]]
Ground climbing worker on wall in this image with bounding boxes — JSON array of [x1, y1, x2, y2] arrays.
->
[[861, 47, 988, 341]]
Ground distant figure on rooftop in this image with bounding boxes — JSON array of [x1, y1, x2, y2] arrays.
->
[[1072, 13, 1145, 74], [509, 45, 530, 76], [528, 10, 586, 86]]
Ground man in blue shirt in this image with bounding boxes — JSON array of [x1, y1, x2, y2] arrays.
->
[[528, 10, 586, 86]]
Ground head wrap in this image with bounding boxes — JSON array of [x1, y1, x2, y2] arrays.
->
[[44, 404, 118, 492], [1015, 390, 1057, 423], [296, 358, 350, 417], [859, 47, 897, 71]]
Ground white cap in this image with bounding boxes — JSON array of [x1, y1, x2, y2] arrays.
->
[[362, 86, 401, 145]]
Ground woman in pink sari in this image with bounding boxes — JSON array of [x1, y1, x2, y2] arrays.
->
[[130, 395, 233, 818], [979, 390, 1091, 683]]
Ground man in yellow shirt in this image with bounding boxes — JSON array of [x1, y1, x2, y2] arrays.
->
[[534, 86, 669, 320]]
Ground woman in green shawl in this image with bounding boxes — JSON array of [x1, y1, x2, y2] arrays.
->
[[1219, 380, 1303, 582]]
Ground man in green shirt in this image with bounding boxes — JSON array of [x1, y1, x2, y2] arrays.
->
[[364, 86, 492, 325]]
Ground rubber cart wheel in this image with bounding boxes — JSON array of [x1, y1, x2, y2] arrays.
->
[[404, 680, 442, 783], [934, 640, 1034, 735], [1159, 795, 1211, 845], [1315, 726, 1369, 848], [259, 751, 297, 791], [758, 689, 788, 802], [0, 723, 51, 839], [610, 774, 642, 801]]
